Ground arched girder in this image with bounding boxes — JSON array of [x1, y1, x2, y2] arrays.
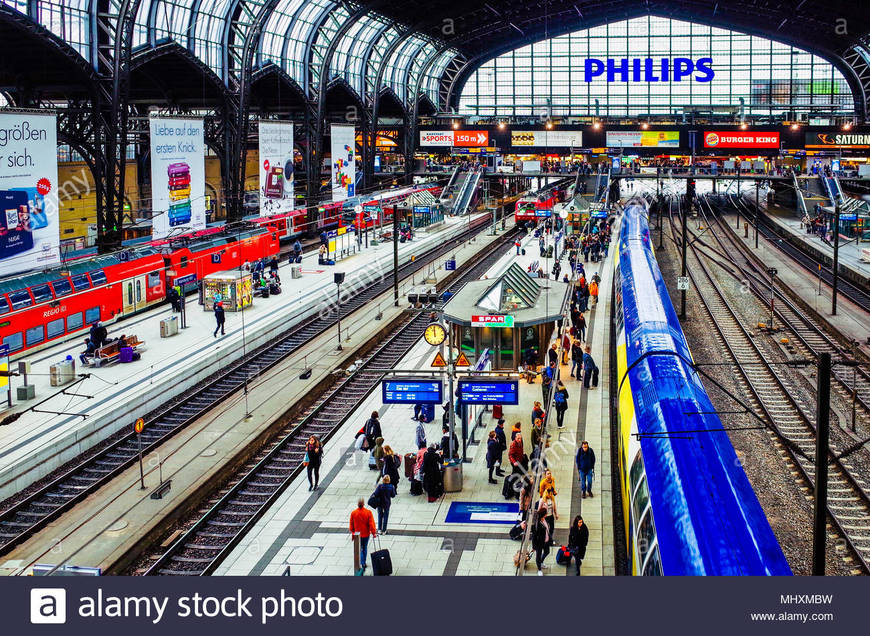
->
[[358, 18, 393, 103]]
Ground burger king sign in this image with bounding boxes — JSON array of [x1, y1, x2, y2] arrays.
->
[[703, 131, 780, 148]]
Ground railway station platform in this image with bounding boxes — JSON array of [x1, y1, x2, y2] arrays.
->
[[761, 205, 870, 288], [0, 214, 489, 502], [0, 216, 511, 575], [215, 228, 617, 577], [722, 212, 870, 357]]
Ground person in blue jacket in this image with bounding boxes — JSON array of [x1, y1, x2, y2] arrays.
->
[[575, 441, 596, 498], [373, 475, 397, 534]]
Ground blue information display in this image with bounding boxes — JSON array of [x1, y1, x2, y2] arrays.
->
[[382, 378, 443, 404], [457, 379, 520, 405]]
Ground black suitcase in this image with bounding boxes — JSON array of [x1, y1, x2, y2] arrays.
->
[[521, 248, 526, 256], [502, 474, 518, 500], [592, 368, 599, 387], [370, 538, 392, 576], [509, 522, 524, 540], [410, 479, 423, 496]]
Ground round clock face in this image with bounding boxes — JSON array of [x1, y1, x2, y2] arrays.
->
[[424, 323, 446, 346]]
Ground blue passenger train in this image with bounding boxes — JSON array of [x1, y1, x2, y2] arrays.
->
[[613, 198, 791, 575]]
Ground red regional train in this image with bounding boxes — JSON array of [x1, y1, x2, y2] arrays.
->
[[515, 191, 559, 223], [0, 227, 279, 357]]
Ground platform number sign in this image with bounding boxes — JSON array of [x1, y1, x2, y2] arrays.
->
[[676, 276, 689, 291]]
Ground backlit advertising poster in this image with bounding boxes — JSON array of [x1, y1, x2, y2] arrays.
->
[[330, 124, 355, 202], [805, 132, 870, 149], [703, 131, 780, 148], [258, 121, 294, 217], [0, 111, 59, 276], [606, 130, 680, 147], [511, 130, 583, 147], [149, 116, 206, 239]]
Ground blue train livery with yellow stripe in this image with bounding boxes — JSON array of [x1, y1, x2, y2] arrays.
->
[[612, 198, 791, 575]]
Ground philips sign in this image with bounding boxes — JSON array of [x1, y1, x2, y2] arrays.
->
[[584, 57, 714, 82]]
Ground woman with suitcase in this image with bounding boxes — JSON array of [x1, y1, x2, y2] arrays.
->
[[381, 446, 401, 493]]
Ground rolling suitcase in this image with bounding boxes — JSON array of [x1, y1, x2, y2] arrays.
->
[[404, 453, 416, 479], [521, 248, 526, 256], [420, 403, 435, 423], [410, 479, 423, 496], [509, 522, 525, 541], [370, 537, 392, 576], [492, 404, 503, 419]]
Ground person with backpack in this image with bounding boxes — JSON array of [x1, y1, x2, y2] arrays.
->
[[381, 445, 401, 492], [567, 515, 589, 575], [582, 346, 598, 389], [575, 441, 596, 498], [371, 475, 397, 534], [364, 411, 381, 451], [372, 437, 386, 479], [553, 381, 569, 428]]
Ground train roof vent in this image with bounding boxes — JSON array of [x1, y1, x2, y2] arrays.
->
[[476, 263, 540, 313]]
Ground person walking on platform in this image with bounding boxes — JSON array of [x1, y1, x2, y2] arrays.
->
[[168, 286, 181, 312], [291, 239, 302, 263], [547, 342, 558, 367], [364, 411, 381, 451], [589, 278, 599, 308], [582, 346, 598, 389], [568, 515, 589, 576], [372, 437, 386, 478], [531, 401, 545, 427], [576, 441, 596, 498], [422, 445, 444, 502], [213, 302, 226, 337], [381, 445, 401, 492], [539, 468, 559, 522], [561, 330, 571, 365], [415, 418, 427, 449], [349, 498, 377, 575], [372, 475, 396, 534], [570, 338, 584, 378], [486, 431, 501, 484], [576, 312, 586, 343], [532, 502, 552, 576], [494, 419, 507, 476], [553, 381, 569, 428], [305, 435, 323, 491]]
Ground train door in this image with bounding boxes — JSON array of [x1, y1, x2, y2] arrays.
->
[[121, 276, 148, 314]]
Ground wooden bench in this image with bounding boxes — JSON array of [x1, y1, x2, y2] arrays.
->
[[90, 335, 145, 367]]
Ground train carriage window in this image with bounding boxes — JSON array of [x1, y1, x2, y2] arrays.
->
[[636, 509, 657, 569], [147, 272, 161, 287], [89, 270, 107, 286], [642, 545, 662, 576], [180, 256, 188, 268], [8, 289, 33, 310], [85, 306, 100, 324], [51, 279, 72, 297], [25, 325, 44, 346], [632, 475, 650, 523], [3, 331, 22, 352], [0, 297, 9, 316], [67, 312, 83, 331], [31, 284, 53, 304], [629, 451, 645, 491], [71, 274, 91, 291], [47, 318, 64, 339]]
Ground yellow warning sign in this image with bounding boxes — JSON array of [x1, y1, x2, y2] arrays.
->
[[134, 418, 145, 434], [431, 351, 448, 368], [455, 352, 471, 367]]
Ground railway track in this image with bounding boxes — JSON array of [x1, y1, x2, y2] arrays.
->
[[0, 212, 501, 558], [666, 198, 870, 574], [729, 194, 870, 311], [140, 227, 516, 575], [697, 196, 870, 426]]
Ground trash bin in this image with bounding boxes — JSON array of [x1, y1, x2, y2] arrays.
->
[[443, 459, 463, 493], [291, 266, 302, 279]]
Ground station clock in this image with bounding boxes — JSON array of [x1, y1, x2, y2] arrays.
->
[[424, 323, 447, 346]]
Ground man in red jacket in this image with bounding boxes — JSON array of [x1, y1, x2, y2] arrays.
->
[[350, 498, 377, 574]]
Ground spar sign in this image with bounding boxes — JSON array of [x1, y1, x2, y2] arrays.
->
[[471, 315, 514, 327], [704, 131, 780, 148], [419, 130, 489, 147]]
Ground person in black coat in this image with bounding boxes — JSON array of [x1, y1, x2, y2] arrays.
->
[[364, 411, 382, 450], [422, 445, 443, 502], [486, 431, 501, 484], [532, 503, 551, 575], [494, 419, 507, 477], [212, 303, 226, 337], [305, 435, 323, 491], [568, 515, 589, 575], [439, 424, 459, 460], [381, 447, 401, 492], [89, 321, 107, 348]]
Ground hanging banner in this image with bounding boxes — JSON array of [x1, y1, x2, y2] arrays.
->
[[606, 131, 680, 148], [330, 124, 356, 202], [257, 121, 295, 217], [0, 111, 59, 276], [149, 116, 206, 239], [511, 130, 583, 147]]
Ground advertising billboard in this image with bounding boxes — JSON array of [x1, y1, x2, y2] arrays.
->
[[257, 120, 294, 217], [419, 130, 489, 147], [805, 132, 870, 149], [330, 124, 356, 202], [511, 130, 583, 147], [149, 116, 206, 239], [606, 130, 680, 148], [0, 111, 59, 276], [703, 131, 780, 148]]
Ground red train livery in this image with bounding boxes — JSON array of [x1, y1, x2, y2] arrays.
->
[[0, 228, 279, 358], [515, 192, 559, 223]]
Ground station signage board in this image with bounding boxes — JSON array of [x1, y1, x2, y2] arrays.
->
[[703, 131, 780, 148], [511, 130, 583, 147], [381, 378, 443, 404], [471, 315, 514, 327], [805, 132, 870, 149], [457, 379, 520, 405], [606, 131, 680, 148], [419, 130, 489, 147]]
